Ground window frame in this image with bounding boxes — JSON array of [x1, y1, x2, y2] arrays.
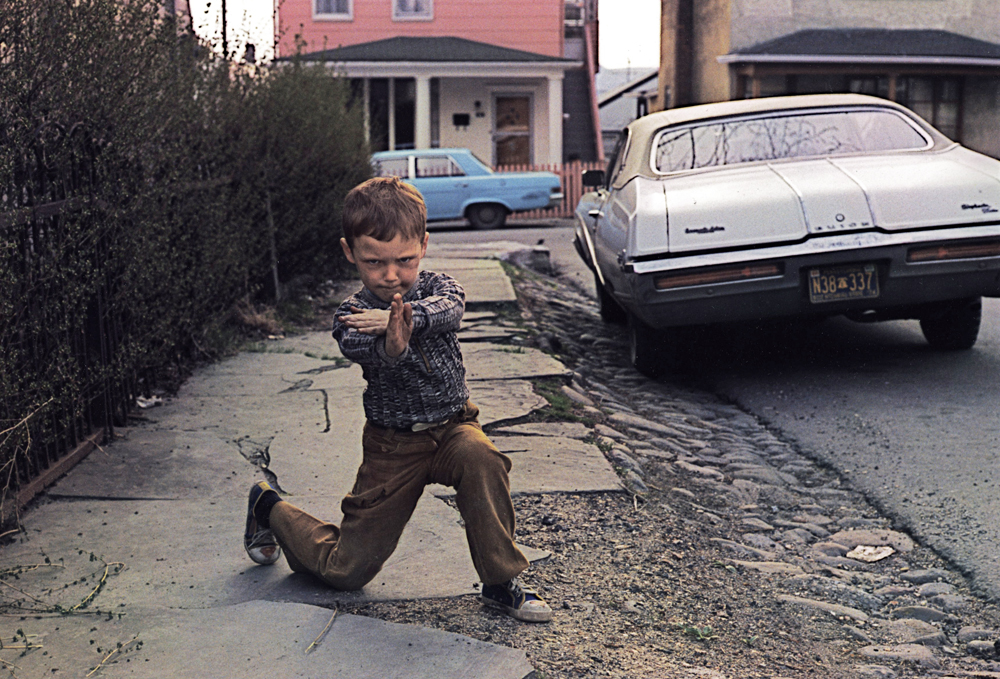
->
[[314, 0, 352, 21], [393, 0, 433, 21], [414, 155, 465, 178]]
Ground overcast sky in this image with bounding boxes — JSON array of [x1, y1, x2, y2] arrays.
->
[[189, 0, 662, 68], [597, 0, 661, 69]]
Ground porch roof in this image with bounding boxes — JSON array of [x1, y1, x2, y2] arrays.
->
[[720, 29, 1000, 68], [286, 36, 577, 65]]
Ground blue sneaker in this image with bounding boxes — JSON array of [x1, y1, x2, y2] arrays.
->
[[481, 577, 553, 622], [244, 481, 281, 565]]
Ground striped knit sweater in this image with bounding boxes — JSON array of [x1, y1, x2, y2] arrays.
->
[[332, 270, 470, 429]]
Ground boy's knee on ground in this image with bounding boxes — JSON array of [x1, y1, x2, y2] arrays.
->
[[318, 561, 381, 591]]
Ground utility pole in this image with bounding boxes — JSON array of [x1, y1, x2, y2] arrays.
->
[[221, 0, 228, 58]]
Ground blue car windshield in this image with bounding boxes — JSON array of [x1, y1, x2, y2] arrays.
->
[[653, 108, 930, 174]]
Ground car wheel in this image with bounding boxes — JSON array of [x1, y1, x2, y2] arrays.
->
[[467, 204, 507, 230], [919, 297, 982, 351], [595, 274, 627, 325], [628, 313, 672, 378]]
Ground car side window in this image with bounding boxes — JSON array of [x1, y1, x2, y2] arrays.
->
[[415, 156, 465, 178], [374, 158, 408, 178]]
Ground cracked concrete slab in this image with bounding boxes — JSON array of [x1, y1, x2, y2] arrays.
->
[[269, 332, 348, 360], [428, 435, 621, 496], [4, 602, 534, 679], [425, 241, 534, 260], [499, 436, 622, 495], [421, 257, 516, 307], [469, 380, 548, 425], [463, 343, 569, 381], [494, 422, 594, 440], [458, 326, 519, 342]]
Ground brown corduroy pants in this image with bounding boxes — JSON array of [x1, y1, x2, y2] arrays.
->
[[268, 401, 530, 591]]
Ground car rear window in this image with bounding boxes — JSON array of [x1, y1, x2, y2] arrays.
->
[[653, 108, 930, 174]]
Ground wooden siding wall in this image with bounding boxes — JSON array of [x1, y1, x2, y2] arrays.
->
[[279, 0, 564, 59]]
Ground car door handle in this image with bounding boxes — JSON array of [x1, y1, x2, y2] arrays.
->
[[456, 182, 469, 188], [588, 209, 603, 218]]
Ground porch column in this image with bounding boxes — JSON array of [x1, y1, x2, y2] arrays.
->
[[415, 75, 432, 149], [547, 74, 563, 164], [362, 78, 371, 142], [388, 77, 396, 150]]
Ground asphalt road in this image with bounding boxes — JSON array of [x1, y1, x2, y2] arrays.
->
[[434, 219, 1000, 602], [693, 303, 1000, 602]]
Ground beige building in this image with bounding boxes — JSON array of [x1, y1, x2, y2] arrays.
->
[[657, 0, 1000, 157]]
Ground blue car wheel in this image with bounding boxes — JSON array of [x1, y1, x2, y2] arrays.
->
[[468, 203, 507, 230]]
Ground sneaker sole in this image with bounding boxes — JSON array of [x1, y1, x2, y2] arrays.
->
[[481, 595, 553, 623], [246, 538, 281, 566], [245, 482, 282, 565]]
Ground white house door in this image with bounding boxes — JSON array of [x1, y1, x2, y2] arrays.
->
[[494, 96, 531, 166]]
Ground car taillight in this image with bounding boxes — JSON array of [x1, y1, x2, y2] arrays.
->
[[654, 263, 783, 290], [907, 240, 1000, 262]]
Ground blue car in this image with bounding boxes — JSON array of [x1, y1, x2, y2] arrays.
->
[[371, 148, 563, 229]]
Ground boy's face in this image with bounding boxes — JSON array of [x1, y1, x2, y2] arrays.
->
[[341, 233, 429, 303]]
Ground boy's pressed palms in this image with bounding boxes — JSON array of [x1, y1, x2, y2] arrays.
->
[[385, 294, 413, 357]]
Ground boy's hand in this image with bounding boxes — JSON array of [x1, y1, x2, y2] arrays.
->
[[384, 294, 413, 358], [342, 306, 391, 335]]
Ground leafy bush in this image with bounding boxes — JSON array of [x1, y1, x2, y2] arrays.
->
[[0, 0, 370, 524]]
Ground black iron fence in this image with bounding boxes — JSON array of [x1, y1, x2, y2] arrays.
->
[[1, 123, 134, 526], [0, 0, 371, 530]]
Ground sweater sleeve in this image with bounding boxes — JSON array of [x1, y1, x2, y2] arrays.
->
[[409, 273, 465, 337], [332, 298, 409, 367]]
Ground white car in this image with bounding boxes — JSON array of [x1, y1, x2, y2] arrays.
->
[[575, 93, 1000, 376]]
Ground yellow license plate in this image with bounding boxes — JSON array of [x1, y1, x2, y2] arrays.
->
[[807, 263, 879, 303]]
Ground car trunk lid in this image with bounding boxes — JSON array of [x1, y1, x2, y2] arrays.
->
[[664, 166, 807, 253], [659, 151, 1000, 256], [830, 152, 1000, 231]]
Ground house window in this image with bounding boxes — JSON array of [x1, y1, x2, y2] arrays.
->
[[896, 77, 963, 140], [315, 0, 351, 19], [394, 0, 432, 20]]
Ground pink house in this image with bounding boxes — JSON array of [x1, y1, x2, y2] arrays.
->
[[274, 0, 601, 165]]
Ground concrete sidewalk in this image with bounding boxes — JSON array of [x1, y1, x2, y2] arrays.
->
[[1, 251, 622, 677]]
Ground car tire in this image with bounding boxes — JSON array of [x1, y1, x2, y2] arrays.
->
[[919, 297, 982, 351], [467, 204, 507, 230], [628, 313, 672, 378], [595, 274, 627, 325]]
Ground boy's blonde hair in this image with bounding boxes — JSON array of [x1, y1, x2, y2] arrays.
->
[[342, 176, 427, 246]]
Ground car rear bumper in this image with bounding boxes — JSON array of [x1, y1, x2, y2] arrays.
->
[[618, 227, 1000, 328]]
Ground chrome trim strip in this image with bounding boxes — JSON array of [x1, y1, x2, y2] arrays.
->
[[631, 225, 1000, 275], [576, 212, 604, 286]]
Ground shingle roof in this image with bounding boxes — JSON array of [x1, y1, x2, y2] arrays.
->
[[284, 36, 574, 63], [729, 28, 1000, 60]]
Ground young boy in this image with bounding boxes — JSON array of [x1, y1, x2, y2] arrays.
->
[[243, 176, 551, 623]]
